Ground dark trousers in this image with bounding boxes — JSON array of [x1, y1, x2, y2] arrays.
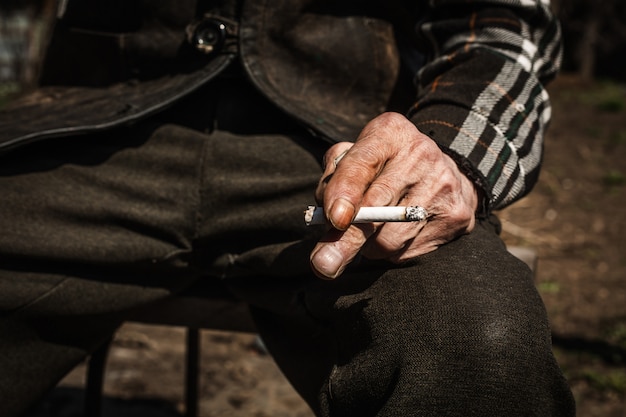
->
[[0, 83, 575, 416]]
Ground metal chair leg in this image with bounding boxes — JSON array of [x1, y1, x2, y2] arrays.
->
[[83, 328, 203, 417], [185, 327, 201, 417], [84, 337, 113, 417]]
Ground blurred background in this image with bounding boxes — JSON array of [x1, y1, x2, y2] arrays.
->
[[1, 1, 625, 417]]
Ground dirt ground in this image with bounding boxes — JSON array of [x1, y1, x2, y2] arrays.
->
[[26, 75, 626, 417], [498, 75, 626, 417]]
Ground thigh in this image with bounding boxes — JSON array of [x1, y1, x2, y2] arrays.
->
[[194, 129, 326, 261], [0, 121, 326, 416], [0, 125, 206, 416], [0, 125, 203, 283], [240, 218, 575, 416]]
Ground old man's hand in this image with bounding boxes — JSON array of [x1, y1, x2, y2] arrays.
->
[[310, 112, 479, 279]]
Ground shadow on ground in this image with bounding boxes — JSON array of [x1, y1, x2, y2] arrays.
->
[[26, 387, 182, 417]]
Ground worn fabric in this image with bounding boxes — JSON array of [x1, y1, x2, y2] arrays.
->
[[0, 82, 319, 416], [245, 220, 575, 417], [407, 0, 563, 210], [0, 0, 561, 212], [0, 83, 574, 415]]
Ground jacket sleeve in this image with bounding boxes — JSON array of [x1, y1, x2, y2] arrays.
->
[[406, 0, 562, 213]]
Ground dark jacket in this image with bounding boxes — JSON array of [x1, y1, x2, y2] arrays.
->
[[0, 0, 405, 149], [0, 0, 562, 211]]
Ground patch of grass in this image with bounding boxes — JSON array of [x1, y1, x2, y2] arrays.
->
[[584, 126, 603, 138], [579, 197, 598, 211], [576, 81, 626, 113], [606, 130, 626, 149], [0, 82, 20, 109], [580, 369, 626, 395], [538, 281, 561, 294], [603, 170, 626, 187], [597, 97, 625, 113], [605, 324, 626, 350], [583, 248, 601, 261]]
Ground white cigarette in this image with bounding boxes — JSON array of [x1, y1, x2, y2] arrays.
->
[[304, 205, 428, 226]]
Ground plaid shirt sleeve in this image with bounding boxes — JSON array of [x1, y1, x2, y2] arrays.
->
[[406, 0, 563, 213]]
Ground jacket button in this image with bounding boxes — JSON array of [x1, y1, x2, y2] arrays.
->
[[188, 18, 226, 55]]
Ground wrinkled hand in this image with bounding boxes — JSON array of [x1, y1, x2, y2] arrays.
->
[[310, 112, 479, 279]]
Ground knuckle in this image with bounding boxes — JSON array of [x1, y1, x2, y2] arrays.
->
[[343, 223, 374, 246], [376, 234, 406, 254], [371, 111, 405, 129], [365, 181, 397, 206], [437, 167, 457, 189], [406, 130, 438, 155], [446, 204, 472, 225], [350, 141, 385, 170]]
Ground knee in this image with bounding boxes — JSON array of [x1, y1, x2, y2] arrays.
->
[[325, 286, 572, 416]]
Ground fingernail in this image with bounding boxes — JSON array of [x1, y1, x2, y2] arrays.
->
[[311, 245, 344, 280], [329, 198, 355, 230]]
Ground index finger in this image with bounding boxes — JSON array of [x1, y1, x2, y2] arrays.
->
[[323, 115, 403, 230]]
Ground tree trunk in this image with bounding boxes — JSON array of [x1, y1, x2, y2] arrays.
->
[[578, 10, 600, 81]]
